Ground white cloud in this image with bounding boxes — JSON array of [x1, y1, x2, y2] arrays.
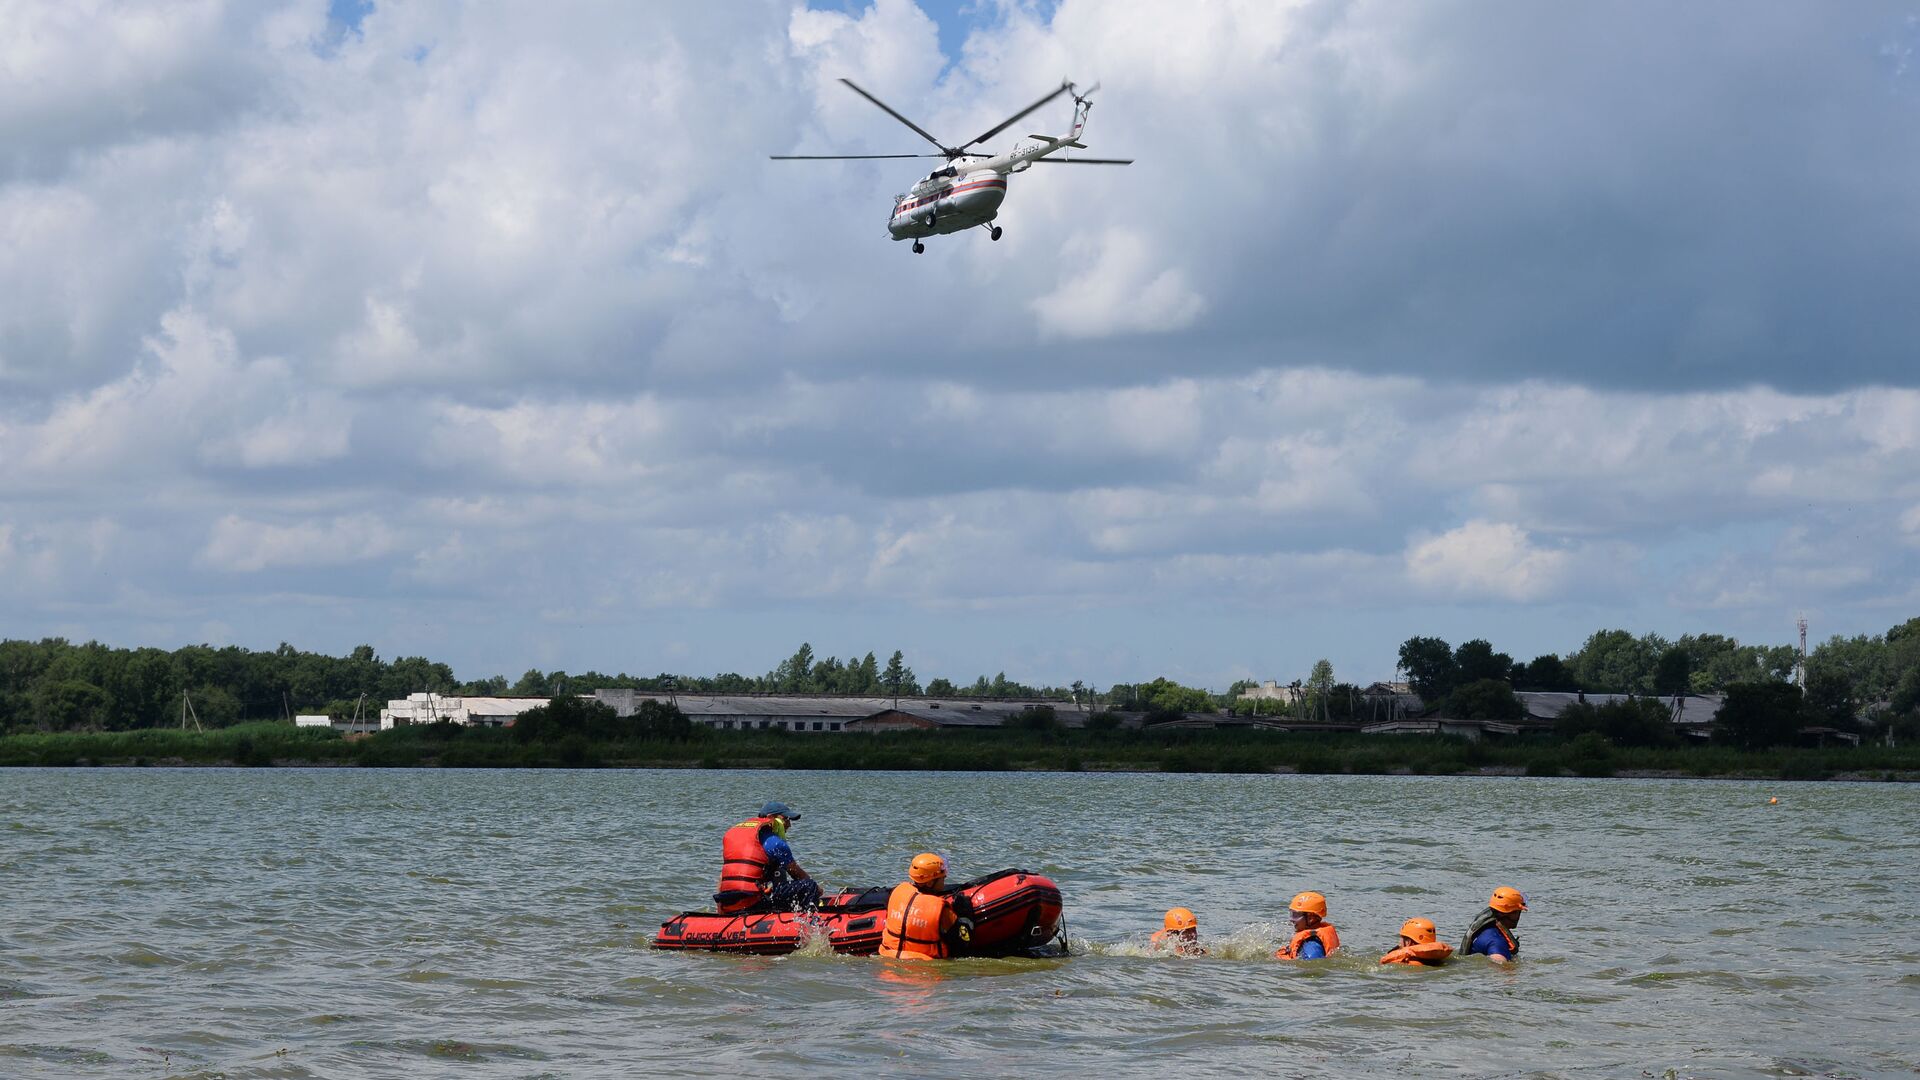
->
[[1405, 520, 1571, 602], [4, 1, 1920, 684], [1032, 228, 1205, 339], [198, 513, 400, 573]]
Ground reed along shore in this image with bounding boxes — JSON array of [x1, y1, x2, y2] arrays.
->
[[1, 722, 1915, 781]]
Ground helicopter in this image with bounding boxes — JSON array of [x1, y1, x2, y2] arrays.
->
[[773, 79, 1131, 253]]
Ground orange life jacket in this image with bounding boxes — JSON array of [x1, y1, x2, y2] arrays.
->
[[1379, 941, 1454, 966], [1275, 922, 1340, 960], [714, 817, 777, 915], [879, 881, 956, 960]]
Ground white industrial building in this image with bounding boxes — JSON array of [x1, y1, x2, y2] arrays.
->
[[379, 689, 1086, 733], [379, 693, 553, 729]]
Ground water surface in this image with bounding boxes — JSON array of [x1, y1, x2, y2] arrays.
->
[[1, 768, 1913, 1077]]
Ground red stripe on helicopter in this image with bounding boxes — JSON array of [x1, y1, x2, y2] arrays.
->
[[895, 177, 1007, 214]]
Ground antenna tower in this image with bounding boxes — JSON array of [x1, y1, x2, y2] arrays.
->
[[1795, 613, 1809, 687]]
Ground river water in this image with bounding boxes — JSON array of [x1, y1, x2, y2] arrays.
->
[[1, 768, 1914, 1078]]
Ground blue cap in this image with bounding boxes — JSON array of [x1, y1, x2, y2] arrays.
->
[[760, 801, 799, 820]]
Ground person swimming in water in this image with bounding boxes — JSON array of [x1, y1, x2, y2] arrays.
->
[[1150, 907, 1207, 956], [1461, 887, 1527, 964], [1379, 917, 1453, 966], [1274, 891, 1339, 960]]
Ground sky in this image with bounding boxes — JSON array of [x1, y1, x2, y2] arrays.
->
[[3, 0, 1920, 691]]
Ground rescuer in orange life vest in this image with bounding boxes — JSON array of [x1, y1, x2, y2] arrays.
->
[[1274, 891, 1340, 960], [1150, 907, 1207, 956], [1461, 886, 1526, 964], [879, 853, 975, 960], [1379, 917, 1454, 966], [713, 801, 821, 915]]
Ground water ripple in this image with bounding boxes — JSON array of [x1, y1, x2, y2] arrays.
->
[[0, 768, 1911, 1078]]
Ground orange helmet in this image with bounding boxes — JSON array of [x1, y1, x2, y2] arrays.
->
[[1489, 887, 1528, 914], [1289, 891, 1328, 918], [1163, 907, 1198, 932], [908, 852, 947, 885], [1398, 917, 1438, 945]]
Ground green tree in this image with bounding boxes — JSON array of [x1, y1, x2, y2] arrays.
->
[[1397, 636, 1457, 704], [881, 651, 916, 699], [1137, 677, 1213, 715], [1514, 654, 1576, 691], [1554, 698, 1677, 747], [1802, 667, 1860, 731], [1445, 678, 1524, 721], [773, 643, 816, 692], [1715, 682, 1807, 748], [925, 677, 956, 697], [512, 694, 624, 743], [1652, 647, 1693, 695], [1570, 630, 1664, 693], [1453, 640, 1512, 684], [30, 679, 115, 732], [1007, 705, 1060, 732], [632, 699, 694, 740], [1305, 659, 1335, 720]]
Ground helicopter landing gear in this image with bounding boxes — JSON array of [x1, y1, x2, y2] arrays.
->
[[911, 240, 925, 254], [989, 225, 1003, 242]]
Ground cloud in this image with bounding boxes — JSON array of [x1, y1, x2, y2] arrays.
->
[[1404, 520, 1573, 602], [5, 1, 1920, 686], [1032, 229, 1205, 339], [199, 513, 400, 573]]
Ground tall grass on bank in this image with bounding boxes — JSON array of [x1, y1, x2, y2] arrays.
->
[[1, 723, 1915, 780]]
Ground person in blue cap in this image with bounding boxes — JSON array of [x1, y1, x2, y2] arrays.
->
[[714, 801, 820, 914]]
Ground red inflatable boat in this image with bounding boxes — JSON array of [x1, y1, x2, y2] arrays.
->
[[652, 868, 1064, 957]]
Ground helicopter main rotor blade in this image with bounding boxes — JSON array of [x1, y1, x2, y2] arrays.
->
[[838, 78, 952, 154], [770, 153, 948, 159], [1030, 157, 1134, 165], [958, 82, 1072, 151]]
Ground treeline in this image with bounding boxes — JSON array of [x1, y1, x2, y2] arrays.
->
[[1392, 619, 1920, 745], [0, 636, 1175, 735], [0, 640, 460, 734]]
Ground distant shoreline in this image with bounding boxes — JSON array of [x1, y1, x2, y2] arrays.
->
[[5, 760, 1916, 782], [2, 722, 1913, 782]]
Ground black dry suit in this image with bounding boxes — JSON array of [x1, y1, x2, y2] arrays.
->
[[1460, 907, 1519, 956]]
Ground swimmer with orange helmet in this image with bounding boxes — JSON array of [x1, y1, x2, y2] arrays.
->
[[1150, 907, 1208, 956], [879, 853, 973, 960], [1379, 917, 1453, 966], [1461, 886, 1527, 964], [1274, 891, 1340, 959]]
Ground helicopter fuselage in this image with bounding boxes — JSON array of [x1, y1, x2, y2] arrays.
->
[[772, 80, 1124, 252], [888, 165, 1006, 239]]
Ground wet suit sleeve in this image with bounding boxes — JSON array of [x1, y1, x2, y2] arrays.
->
[[1469, 925, 1512, 959], [762, 834, 795, 869], [1297, 937, 1327, 960]]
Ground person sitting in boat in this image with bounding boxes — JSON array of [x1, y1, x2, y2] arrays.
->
[[1461, 887, 1526, 964], [1379, 917, 1453, 966], [879, 853, 973, 960], [1274, 891, 1340, 960], [1150, 907, 1207, 956], [713, 801, 820, 915]]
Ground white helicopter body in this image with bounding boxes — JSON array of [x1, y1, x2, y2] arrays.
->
[[774, 81, 1129, 253]]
